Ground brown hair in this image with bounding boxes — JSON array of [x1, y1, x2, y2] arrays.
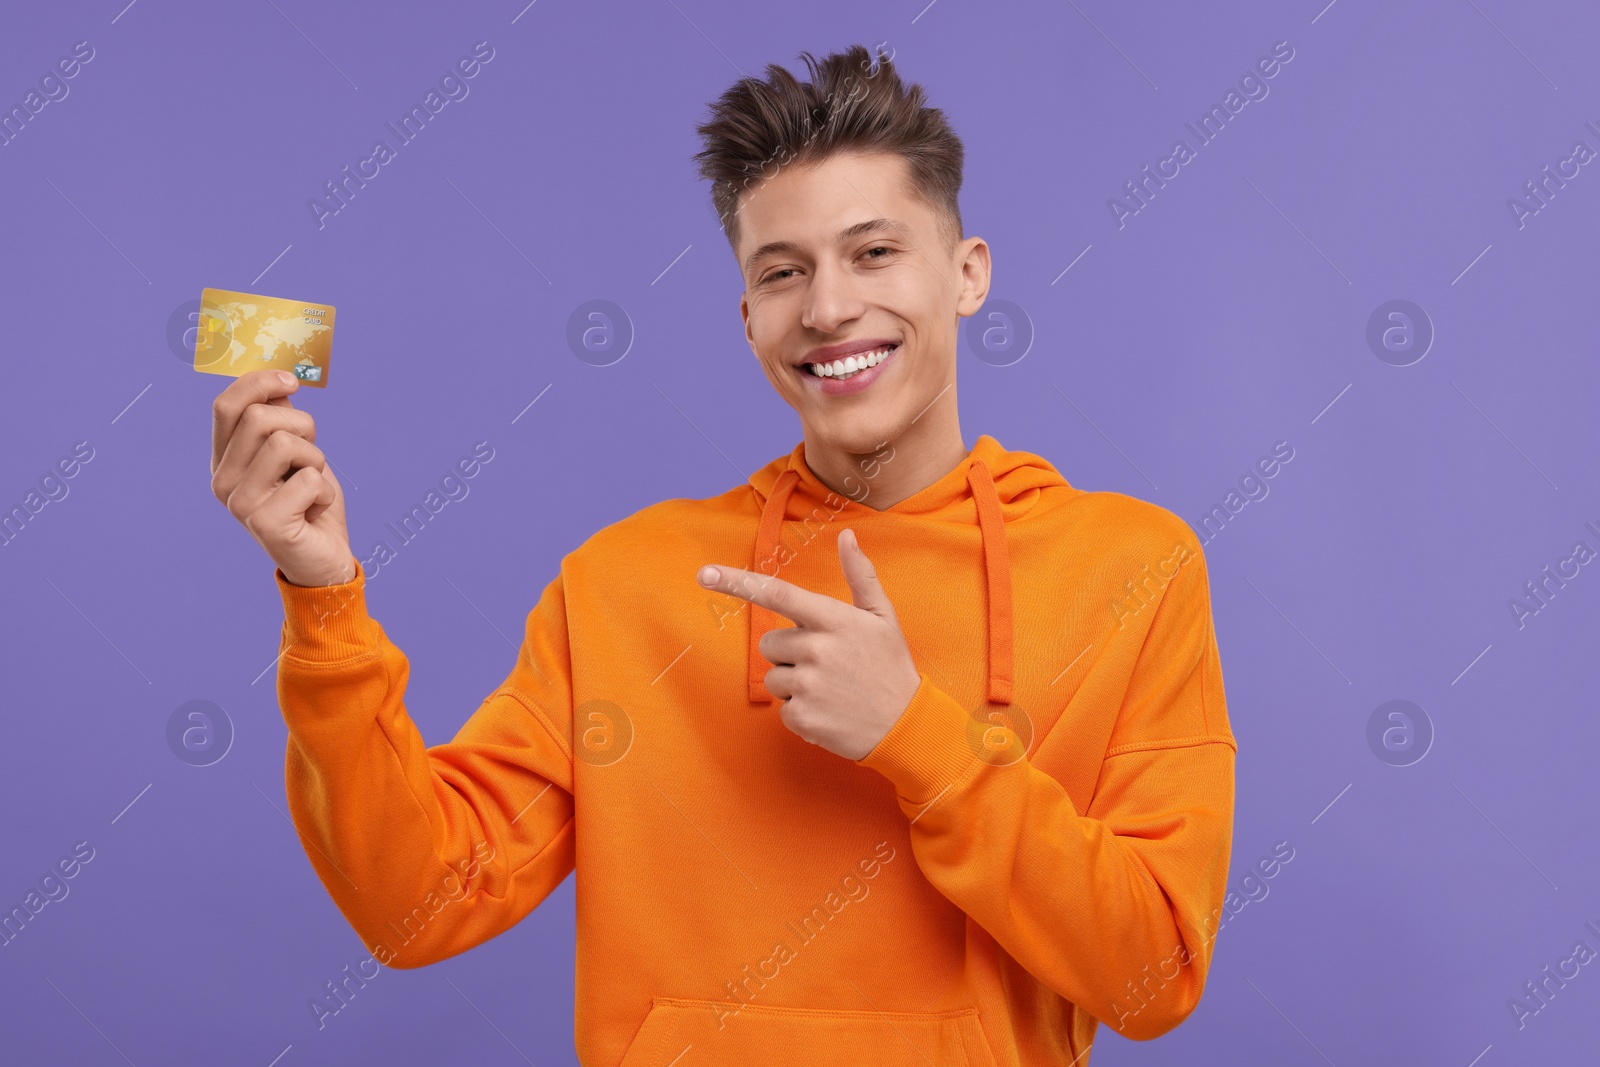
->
[[693, 43, 965, 256]]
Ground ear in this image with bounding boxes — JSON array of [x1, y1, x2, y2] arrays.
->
[[741, 291, 755, 351], [954, 236, 991, 318]]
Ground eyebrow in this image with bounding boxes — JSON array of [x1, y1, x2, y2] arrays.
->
[[742, 217, 909, 278]]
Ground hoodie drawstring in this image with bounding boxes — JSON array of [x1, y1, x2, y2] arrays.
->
[[747, 467, 801, 704], [967, 458, 1014, 706], [746, 456, 1013, 707]]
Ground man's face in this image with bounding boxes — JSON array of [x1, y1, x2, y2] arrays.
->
[[736, 150, 989, 453]]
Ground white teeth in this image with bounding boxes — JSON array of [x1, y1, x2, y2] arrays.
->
[[806, 344, 897, 379]]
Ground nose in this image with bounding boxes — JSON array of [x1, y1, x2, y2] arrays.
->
[[800, 258, 865, 335]]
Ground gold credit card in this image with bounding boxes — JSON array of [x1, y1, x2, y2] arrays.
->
[[193, 287, 335, 387]]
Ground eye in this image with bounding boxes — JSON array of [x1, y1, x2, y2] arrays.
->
[[862, 246, 896, 261], [761, 267, 799, 285]]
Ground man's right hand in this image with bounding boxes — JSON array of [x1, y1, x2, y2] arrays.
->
[[211, 368, 357, 588]]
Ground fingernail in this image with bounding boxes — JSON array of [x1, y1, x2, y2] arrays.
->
[[278, 371, 296, 386], [698, 566, 720, 585]]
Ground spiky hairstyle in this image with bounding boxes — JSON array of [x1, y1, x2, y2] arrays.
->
[[693, 43, 965, 255]]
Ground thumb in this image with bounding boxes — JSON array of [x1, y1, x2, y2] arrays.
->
[[838, 528, 899, 625]]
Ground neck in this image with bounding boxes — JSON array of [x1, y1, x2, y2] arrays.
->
[[802, 409, 969, 512]]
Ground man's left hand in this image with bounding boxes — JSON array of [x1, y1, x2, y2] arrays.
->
[[698, 528, 920, 760]]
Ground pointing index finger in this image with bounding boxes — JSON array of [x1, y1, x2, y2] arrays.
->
[[699, 565, 840, 629]]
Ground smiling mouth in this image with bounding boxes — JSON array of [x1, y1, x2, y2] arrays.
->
[[801, 343, 900, 380]]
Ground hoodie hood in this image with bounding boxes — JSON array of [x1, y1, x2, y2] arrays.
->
[[744, 434, 1071, 707]]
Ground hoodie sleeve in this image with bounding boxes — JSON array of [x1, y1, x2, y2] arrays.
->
[[855, 537, 1235, 1041], [273, 558, 577, 969]]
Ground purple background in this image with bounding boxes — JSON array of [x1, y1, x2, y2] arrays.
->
[[2, 0, 1597, 1064]]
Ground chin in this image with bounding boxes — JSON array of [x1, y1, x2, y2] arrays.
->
[[812, 410, 905, 454]]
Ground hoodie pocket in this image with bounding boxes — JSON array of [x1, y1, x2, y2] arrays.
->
[[617, 998, 999, 1067]]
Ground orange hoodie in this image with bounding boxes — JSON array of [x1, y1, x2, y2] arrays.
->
[[274, 433, 1237, 1066]]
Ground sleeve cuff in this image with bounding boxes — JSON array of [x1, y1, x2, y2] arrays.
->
[[855, 672, 983, 803], [274, 556, 377, 662]]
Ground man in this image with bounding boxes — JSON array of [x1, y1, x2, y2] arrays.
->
[[210, 43, 1236, 1066]]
